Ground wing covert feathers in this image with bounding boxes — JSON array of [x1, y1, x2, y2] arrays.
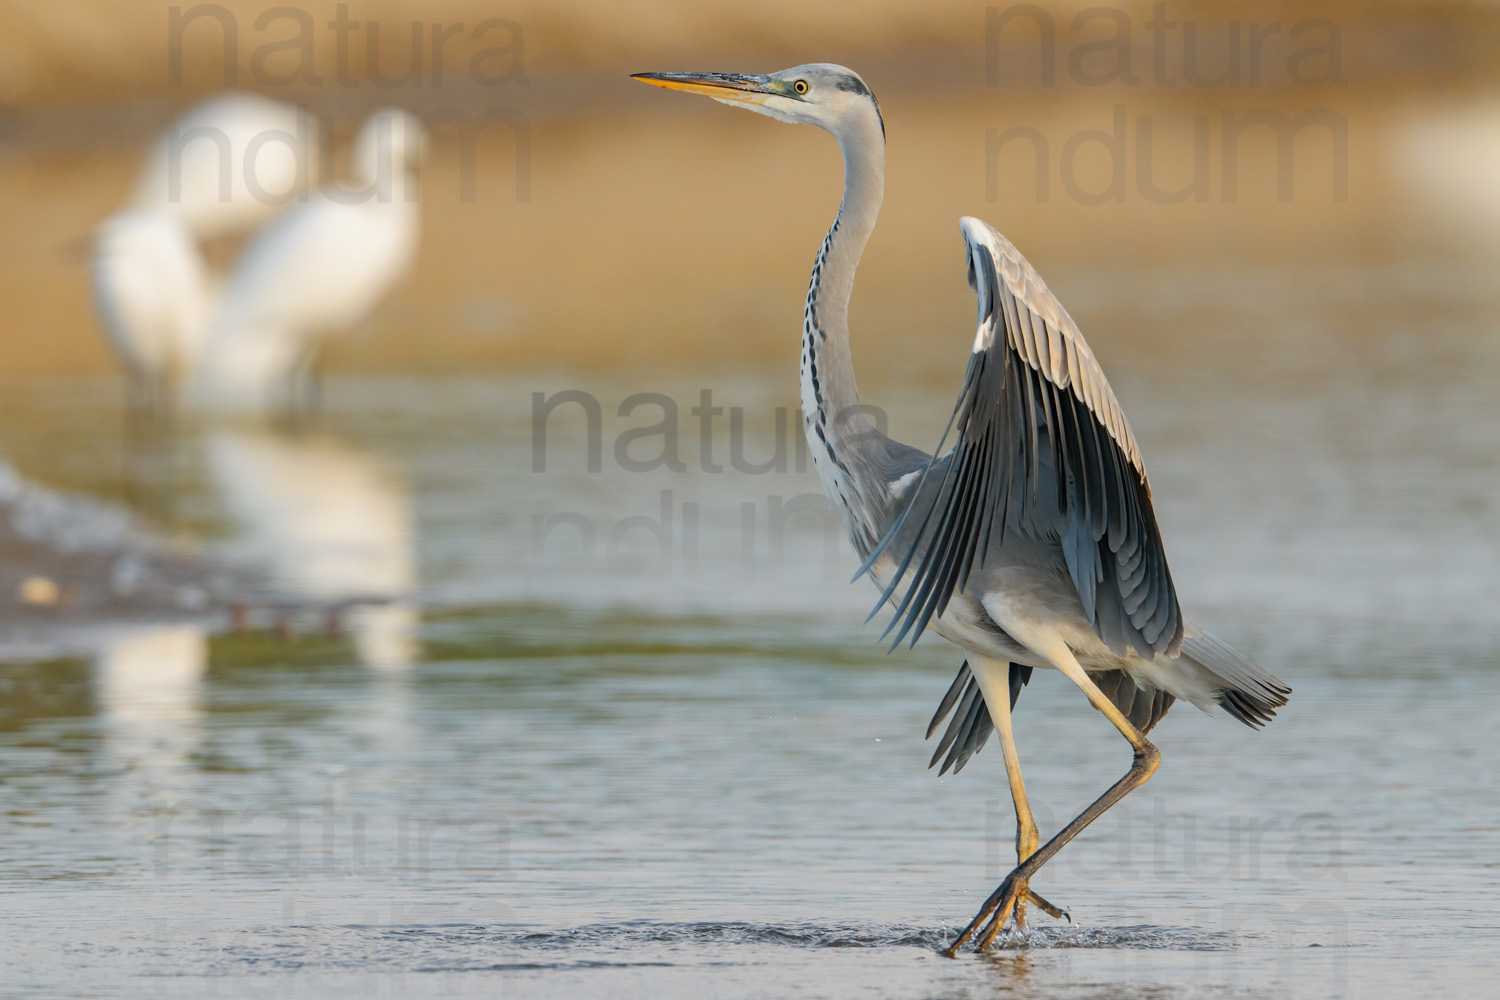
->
[[865, 218, 1183, 660]]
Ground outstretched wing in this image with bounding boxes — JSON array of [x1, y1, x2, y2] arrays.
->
[[860, 217, 1182, 660]]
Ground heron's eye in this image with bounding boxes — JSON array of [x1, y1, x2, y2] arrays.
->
[[793, 80, 808, 95]]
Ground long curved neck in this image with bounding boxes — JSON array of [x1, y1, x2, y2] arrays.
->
[[800, 104, 886, 546], [801, 109, 884, 457]]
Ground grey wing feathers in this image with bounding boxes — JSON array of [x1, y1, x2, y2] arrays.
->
[[1181, 630, 1291, 728], [1089, 670, 1175, 734], [860, 217, 1182, 660], [925, 660, 1031, 775]]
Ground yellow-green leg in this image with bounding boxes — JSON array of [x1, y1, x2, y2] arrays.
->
[[947, 643, 1159, 956], [970, 656, 1068, 932]]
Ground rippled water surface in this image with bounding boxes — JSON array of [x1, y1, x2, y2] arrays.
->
[[3, 261, 1500, 997]]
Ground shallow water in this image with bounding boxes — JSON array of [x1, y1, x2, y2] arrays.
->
[[3, 259, 1500, 997], [3, 602, 1498, 998]]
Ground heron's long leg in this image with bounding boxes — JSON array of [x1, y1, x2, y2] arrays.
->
[[997, 697, 1071, 923], [946, 642, 1159, 955], [971, 656, 1068, 927], [989, 663, 1038, 859], [973, 656, 1041, 926]]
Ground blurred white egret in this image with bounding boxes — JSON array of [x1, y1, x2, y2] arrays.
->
[[206, 428, 417, 669], [192, 108, 424, 412], [1391, 97, 1500, 247], [89, 208, 211, 411], [131, 91, 315, 240]]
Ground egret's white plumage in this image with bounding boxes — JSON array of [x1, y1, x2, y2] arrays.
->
[[93, 92, 318, 408], [192, 108, 423, 411], [89, 208, 211, 410], [130, 91, 315, 240]]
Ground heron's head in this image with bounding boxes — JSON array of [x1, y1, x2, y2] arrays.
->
[[632, 63, 884, 145]]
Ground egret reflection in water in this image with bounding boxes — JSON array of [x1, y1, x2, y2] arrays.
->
[[206, 427, 417, 669], [93, 624, 207, 777]]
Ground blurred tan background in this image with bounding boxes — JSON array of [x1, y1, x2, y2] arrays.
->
[[2, 0, 1498, 379]]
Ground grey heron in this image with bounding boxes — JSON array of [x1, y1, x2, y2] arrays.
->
[[634, 64, 1291, 954]]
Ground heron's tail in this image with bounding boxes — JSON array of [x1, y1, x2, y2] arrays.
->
[[1179, 630, 1290, 728]]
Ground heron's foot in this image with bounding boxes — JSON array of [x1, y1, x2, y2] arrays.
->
[[942, 876, 1070, 956], [1025, 887, 1070, 924]]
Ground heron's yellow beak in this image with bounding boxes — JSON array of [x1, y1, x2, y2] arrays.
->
[[631, 71, 777, 104]]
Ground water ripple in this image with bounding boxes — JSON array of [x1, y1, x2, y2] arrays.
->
[[189, 919, 1239, 976]]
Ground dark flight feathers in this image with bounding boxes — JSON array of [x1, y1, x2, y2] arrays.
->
[[858, 219, 1183, 661]]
